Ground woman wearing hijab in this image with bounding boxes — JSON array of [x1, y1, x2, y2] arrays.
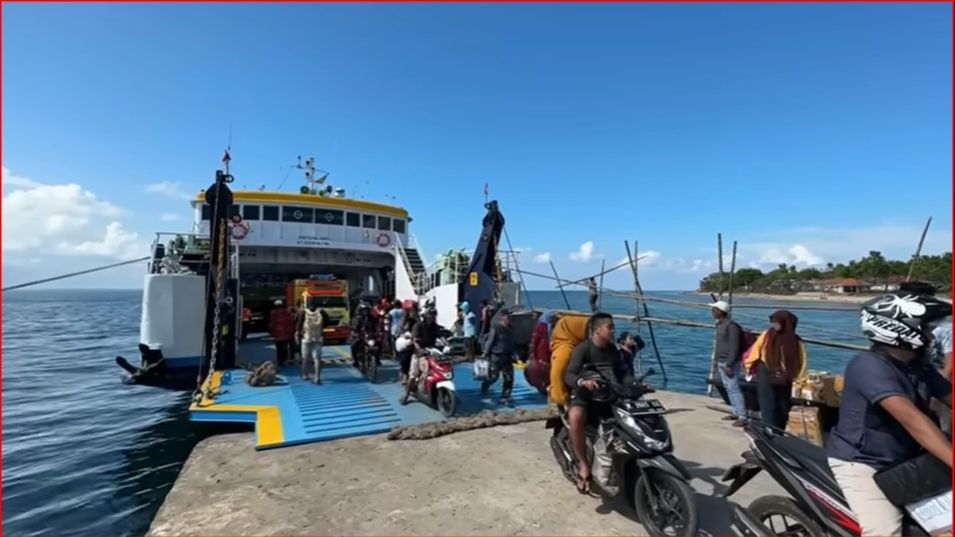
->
[[743, 310, 808, 429]]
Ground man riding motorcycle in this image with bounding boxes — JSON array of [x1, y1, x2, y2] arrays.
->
[[563, 312, 635, 494], [399, 309, 440, 405], [350, 302, 377, 369], [826, 292, 952, 536]]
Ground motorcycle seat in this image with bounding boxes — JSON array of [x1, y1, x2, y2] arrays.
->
[[773, 434, 835, 482]]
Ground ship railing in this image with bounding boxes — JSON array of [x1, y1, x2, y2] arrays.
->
[[148, 231, 211, 275]]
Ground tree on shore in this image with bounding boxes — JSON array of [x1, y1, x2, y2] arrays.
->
[[698, 251, 952, 294]]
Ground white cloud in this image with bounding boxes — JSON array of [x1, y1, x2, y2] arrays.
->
[[145, 181, 194, 200], [2, 166, 41, 189], [753, 222, 952, 262], [160, 213, 183, 222], [61, 222, 142, 258], [533, 252, 552, 263], [570, 241, 595, 262], [2, 167, 147, 260], [749, 243, 824, 268]]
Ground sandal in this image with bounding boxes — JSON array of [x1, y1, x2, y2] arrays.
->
[[575, 469, 591, 495]]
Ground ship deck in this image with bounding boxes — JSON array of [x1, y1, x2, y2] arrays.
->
[[188, 337, 546, 450]]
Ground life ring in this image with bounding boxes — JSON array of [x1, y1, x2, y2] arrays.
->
[[230, 220, 251, 240], [376, 233, 391, 247]]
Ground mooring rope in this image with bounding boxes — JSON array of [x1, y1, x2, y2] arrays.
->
[[2, 256, 151, 292]]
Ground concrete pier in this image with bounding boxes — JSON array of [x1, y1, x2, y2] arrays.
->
[[149, 390, 782, 536]]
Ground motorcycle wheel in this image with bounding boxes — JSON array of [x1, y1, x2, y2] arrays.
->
[[747, 495, 824, 537], [633, 470, 699, 537], [436, 387, 456, 417], [368, 354, 378, 383]]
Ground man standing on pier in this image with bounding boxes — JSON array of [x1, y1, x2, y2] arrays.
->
[[711, 300, 747, 427], [587, 278, 599, 312]]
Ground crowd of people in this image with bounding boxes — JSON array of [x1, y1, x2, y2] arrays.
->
[[264, 288, 951, 536]]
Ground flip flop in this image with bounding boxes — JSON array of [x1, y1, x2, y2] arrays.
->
[[575, 470, 591, 495]]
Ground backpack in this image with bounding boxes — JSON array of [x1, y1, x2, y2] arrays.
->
[[739, 328, 758, 360]]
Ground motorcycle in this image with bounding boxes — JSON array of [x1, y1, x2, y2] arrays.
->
[[721, 421, 952, 536], [546, 368, 700, 536], [402, 338, 457, 417], [357, 337, 379, 383]]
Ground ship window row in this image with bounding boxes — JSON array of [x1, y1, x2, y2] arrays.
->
[[201, 204, 405, 233]]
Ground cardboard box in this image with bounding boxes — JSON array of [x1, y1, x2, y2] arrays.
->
[[820, 374, 843, 407], [792, 372, 824, 402], [786, 406, 824, 446]]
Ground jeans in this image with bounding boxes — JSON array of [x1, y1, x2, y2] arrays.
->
[[718, 360, 747, 420], [301, 340, 323, 381]]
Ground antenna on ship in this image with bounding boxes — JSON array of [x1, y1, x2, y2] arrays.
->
[[296, 156, 329, 195]]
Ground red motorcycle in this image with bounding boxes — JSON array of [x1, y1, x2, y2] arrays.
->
[[402, 340, 457, 417]]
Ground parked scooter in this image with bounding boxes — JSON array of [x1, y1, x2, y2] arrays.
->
[[722, 421, 952, 536], [401, 338, 457, 417], [546, 368, 700, 536]]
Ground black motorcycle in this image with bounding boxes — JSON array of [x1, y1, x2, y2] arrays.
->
[[546, 368, 700, 536], [722, 421, 952, 536]]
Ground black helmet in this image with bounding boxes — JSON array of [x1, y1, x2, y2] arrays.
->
[[860, 293, 952, 351]]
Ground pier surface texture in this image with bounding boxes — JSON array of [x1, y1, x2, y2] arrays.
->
[[189, 339, 547, 449], [152, 390, 781, 536]]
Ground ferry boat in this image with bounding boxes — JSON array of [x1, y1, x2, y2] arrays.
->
[[116, 155, 525, 393]]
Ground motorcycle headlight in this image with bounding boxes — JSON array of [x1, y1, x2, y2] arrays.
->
[[614, 407, 668, 452]]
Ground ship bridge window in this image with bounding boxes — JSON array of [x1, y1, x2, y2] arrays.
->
[[263, 205, 279, 221], [392, 219, 406, 233], [200, 204, 240, 220], [243, 205, 260, 220], [362, 214, 376, 228], [316, 209, 344, 226], [377, 216, 391, 231], [283, 206, 314, 223], [346, 212, 360, 227]]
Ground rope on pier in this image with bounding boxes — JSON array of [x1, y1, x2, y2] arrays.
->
[[387, 407, 557, 440]]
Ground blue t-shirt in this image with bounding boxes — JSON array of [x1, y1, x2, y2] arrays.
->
[[388, 308, 404, 337], [827, 350, 951, 469], [463, 311, 478, 338]]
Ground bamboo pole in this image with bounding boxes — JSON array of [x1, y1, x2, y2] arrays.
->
[[550, 260, 571, 309], [625, 241, 644, 374], [598, 259, 606, 311], [556, 258, 638, 289], [541, 308, 868, 352], [717, 233, 725, 300], [516, 268, 864, 341], [906, 216, 933, 282], [728, 240, 738, 308], [623, 241, 668, 384]]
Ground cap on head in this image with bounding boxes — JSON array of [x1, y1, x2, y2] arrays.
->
[[709, 300, 730, 314]]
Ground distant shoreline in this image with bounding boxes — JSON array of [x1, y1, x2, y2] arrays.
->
[[688, 291, 952, 305]]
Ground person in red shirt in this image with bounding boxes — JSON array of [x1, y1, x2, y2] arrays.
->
[[268, 299, 296, 366]]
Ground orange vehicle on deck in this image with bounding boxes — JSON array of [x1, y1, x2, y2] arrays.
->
[[286, 275, 350, 343]]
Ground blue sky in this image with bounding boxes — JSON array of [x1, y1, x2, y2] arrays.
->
[[2, 3, 951, 291]]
